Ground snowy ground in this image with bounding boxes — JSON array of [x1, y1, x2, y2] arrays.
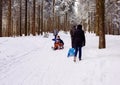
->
[[0, 31, 120, 85]]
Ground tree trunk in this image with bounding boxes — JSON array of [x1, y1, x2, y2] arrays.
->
[[32, 0, 36, 36], [19, 0, 22, 36], [58, 16, 60, 31], [38, 5, 40, 35], [99, 0, 106, 49], [52, 0, 55, 30], [8, 0, 12, 37], [25, 0, 28, 36], [48, 17, 52, 32], [64, 13, 68, 31], [16, 18, 19, 36], [40, 1, 43, 35], [0, 0, 2, 37], [95, 0, 99, 35]]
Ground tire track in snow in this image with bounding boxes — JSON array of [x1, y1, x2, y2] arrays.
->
[[0, 47, 40, 80], [0, 36, 53, 85], [0, 37, 50, 80]]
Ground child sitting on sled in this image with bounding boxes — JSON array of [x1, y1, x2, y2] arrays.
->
[[53, 35, 64, 50]]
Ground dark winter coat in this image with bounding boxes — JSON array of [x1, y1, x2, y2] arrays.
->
[[73, 25, 85, 48]]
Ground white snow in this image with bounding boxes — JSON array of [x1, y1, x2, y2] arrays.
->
[[0, 31, 120, 85]]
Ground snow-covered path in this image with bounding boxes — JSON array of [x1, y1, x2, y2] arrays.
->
[[0, 32, 120, 85]]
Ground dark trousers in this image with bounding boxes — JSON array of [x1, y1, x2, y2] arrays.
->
[[74, 46, 82, 60], [71, 37, 75, 48]]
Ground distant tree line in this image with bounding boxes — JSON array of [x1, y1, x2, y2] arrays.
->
[[0, 0, 71, 37]]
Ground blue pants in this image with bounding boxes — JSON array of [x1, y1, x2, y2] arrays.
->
[[74, 46, 82, 60]]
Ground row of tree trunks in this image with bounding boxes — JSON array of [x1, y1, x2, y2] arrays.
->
[[88, 12, 95, 33], [0, 0, 71, 37]]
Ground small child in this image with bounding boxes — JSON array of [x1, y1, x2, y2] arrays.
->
[[53, 35, 64, 50], [57, 36, 64, 49]]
